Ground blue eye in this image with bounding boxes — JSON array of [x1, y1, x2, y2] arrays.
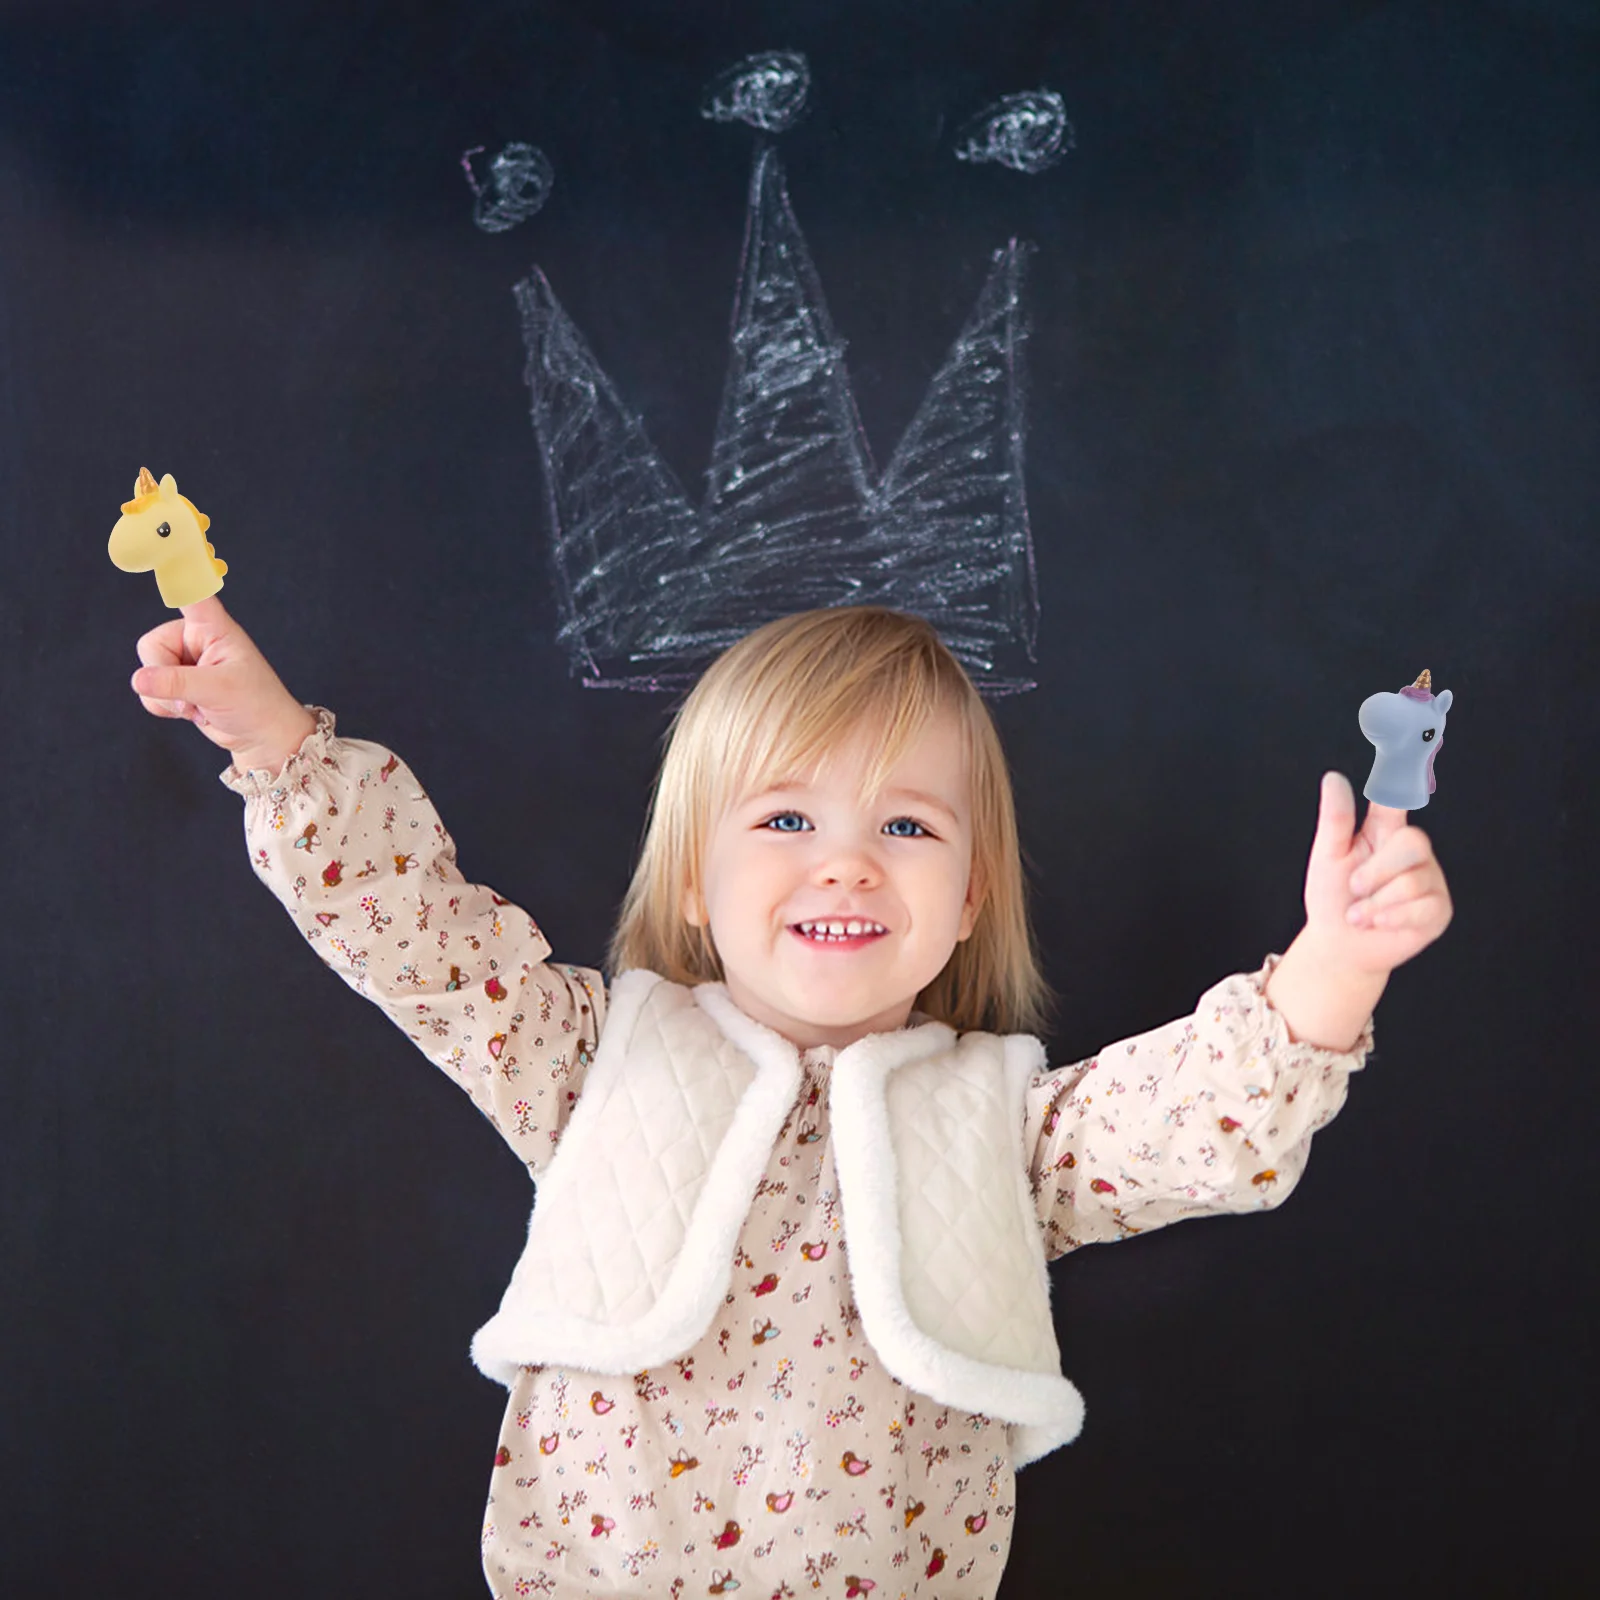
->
[[763, 812, 811, 832], [884, 817, 928, 838]]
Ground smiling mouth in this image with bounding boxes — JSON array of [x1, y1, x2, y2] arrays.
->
[[791, 919, 889, 945]]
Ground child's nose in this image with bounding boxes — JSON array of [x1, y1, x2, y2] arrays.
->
[[813, 843, 883, 889]]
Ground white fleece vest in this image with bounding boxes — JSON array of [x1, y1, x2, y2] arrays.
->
[[471, 970, 1085, 1466]]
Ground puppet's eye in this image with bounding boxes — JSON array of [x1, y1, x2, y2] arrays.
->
[[1422, 729, 1435, 741], [157, 522, 171, 537]]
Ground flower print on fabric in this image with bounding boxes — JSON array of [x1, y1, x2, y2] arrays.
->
[[475, 1048, 1020, 1599], [221, 708, 605, 1176], [1024, 953, 1371, 1257]]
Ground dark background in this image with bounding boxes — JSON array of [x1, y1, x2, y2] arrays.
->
[[3, 1, 1597, 1594]]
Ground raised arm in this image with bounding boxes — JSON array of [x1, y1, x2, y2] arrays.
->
[[218, 710, 603, 1172], [1025, 954, 1372, 1260], [129, 597, 601, 1174]]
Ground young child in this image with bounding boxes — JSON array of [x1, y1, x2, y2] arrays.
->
[[130, 598, 1451, 1598]]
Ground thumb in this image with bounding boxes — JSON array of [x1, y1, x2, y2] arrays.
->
[[1310, 771, 1358, 865]]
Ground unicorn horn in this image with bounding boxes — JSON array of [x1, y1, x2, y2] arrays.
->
[[1412, 669, 1432, 692], [134, 466, 158, 497]]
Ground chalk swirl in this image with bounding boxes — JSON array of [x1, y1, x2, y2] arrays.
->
[[464, 142, 554, 233], [955, 90, 1074, 174], [701, 51, 811, 133]]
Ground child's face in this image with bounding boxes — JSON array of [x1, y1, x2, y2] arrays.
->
[[686, 709, 979, 1050]]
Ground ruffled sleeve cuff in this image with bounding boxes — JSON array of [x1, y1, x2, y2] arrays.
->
[[216, 705, 341, 799], [1238, 950, 1376, 1065]]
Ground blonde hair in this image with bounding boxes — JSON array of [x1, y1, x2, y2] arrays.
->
[[608, 607, 1052, 1036]]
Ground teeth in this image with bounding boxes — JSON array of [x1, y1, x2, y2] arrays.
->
[[796, 920, 886, 940]]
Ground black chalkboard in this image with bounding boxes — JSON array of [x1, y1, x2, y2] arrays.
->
[[4, 2, 1597, 1594]]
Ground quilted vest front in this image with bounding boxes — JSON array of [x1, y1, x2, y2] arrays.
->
[[470, 970, 1085, 1466]]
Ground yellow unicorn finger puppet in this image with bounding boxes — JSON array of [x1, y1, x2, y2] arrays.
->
[[108, 467, 227, 608]]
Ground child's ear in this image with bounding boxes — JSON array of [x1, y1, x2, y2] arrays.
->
[[682, 883, 708, 928], [957, 870, 984, 942]]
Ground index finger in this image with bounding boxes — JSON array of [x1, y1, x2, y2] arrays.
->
[[178, 595, 230, 628], [135, 615, 191, 668], [1359, 800, 1410, 854]]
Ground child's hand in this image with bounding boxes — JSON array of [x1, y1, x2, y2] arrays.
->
[[130, 596, 315, 774], [1300, 771, 1453, 977]]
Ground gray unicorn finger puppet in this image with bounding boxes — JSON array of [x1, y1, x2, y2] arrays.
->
[[1359, 669, 1452, 810]]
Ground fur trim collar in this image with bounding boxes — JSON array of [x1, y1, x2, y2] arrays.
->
[[472, 973, 1084, 1467]]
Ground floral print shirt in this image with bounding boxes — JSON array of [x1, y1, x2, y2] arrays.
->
[[220, 708, 1374, 1599]]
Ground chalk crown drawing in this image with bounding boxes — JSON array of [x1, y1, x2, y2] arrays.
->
[[517, 145, 1040, 692]]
